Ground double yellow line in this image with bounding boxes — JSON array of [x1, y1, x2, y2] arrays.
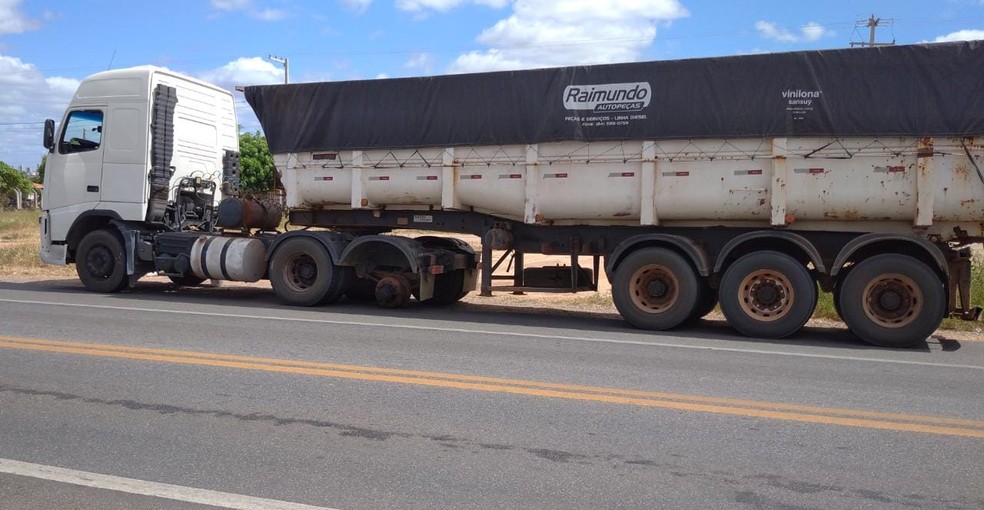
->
[[2, 335, 983, 438]]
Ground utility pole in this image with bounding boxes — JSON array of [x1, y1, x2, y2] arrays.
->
[[850, 15, 895, 48], [268, 55, 289, 84]]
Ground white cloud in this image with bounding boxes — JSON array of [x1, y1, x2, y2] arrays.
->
[[209, 0, 287, 20], [211, 0, 249, 9], [341, 0, 372, 14], [397, 0, 465, 13], [397, 0, 509, 14], [403, 53, 435, 74], [755, 20, 833, 43], [933, 29, 984, 42], [197, 57, 284, 91], [0, 55, 78, 168], [0, 0, 41, 34], [449, 0, 688, 73], [254, 8, 287, 20]]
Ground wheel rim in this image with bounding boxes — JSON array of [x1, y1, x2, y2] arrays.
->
[[283, 253, 318, 292], [737, 269, 793, 322], [85, 245, 115, 280], [628, 264, 679, 313], [861, 273, 921, 329]]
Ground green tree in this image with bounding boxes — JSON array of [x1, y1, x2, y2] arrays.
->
[[34, 155, 46, 184], [238, 130, 275, 192], [0, 161, 33, 196]]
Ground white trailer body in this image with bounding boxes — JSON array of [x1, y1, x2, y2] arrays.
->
[[280, 136, 983, 239]]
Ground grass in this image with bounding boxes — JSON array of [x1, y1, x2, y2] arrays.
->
[[0, 209, 75, 277]]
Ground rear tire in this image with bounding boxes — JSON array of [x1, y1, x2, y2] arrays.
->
[[75, 228, 128, 293], [270, 237, 349, 306], [685, 279, 718, 324], [838, 254, 944, 348], [719, 251, 816, 339], [422, 270, 467, 306], [612, 248, 699, 330]]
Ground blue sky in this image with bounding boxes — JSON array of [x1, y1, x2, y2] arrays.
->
[[2, 0, 983, 170]]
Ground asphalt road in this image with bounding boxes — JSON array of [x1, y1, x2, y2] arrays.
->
[[0, 278, 982, 509]]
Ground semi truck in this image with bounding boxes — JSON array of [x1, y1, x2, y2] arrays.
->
[[39, 42, 984, 348]]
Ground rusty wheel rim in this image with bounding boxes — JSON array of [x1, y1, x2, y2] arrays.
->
[[862, 274, 921, 329], [629, 264, 680, 314], [737, 269, 793, 322], [283, 253, 318, 292]]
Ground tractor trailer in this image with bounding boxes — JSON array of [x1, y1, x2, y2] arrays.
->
[[39, 42, 984, 347]]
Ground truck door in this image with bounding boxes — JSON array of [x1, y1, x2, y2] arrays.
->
[[43, 108, 106, 242]]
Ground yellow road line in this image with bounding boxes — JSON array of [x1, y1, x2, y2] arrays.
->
[[1, 336, 982, 438]]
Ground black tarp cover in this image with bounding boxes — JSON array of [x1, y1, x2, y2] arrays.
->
[[244, 41, 984, 154]]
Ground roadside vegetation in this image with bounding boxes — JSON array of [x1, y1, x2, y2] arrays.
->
[[0, 209, 74, 277]]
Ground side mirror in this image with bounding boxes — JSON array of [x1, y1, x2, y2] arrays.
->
[[43, 119, 55, 151]]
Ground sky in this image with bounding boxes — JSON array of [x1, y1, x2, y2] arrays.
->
[[1, 0, 983, 170]]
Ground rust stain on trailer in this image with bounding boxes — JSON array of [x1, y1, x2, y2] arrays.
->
[[824, 208, 862, 220], [952, 164, 972, 182]]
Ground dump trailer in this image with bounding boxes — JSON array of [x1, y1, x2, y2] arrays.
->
[[41, 43, 984, 347]]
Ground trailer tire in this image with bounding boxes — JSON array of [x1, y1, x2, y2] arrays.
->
[[612, 248, 699, 330], [685, 280, 718, 324], [270, 237, 348, 306], [719, 251, 816, 339], [76, 228, 128, 293], [838, 254, 944, 348]]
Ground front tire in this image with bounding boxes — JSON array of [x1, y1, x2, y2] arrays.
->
[[719, 251, 816, 339], [612, 248, 699, 330], [75, 228, 127, 293], [270, 237, 350, 306], [838, 254, 944, 348]]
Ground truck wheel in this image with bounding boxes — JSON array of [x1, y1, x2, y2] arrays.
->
[[270, 237, 348, 306], [612, 248, 699, 330], [422, 270, 467, 306], [375, 274, 413, 308], [838, 254, 944, 348], [685, 279, 718, 324], [76, 228, 128, 293], [719, 251, 816, 339], [168, 275, 205, 287]]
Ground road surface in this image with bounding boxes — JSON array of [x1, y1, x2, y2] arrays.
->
[[0, 278, 982, 509]]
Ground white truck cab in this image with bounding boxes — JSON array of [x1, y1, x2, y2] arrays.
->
[[40, 66, 238, 266]]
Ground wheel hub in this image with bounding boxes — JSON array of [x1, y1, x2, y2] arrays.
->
[[753, 282, 781, 306], [286, 254, 317, 290], [629, 265, 679, 313], [647, 279, 668, 299], [738, 271, 792, 322], [864, 278, 917, 326], [86, 247, 113, 279]]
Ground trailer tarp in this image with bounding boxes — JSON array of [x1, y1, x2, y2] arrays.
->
[[244, 41, 984, 154]]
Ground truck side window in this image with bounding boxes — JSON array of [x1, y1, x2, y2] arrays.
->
[[59, 110, 104, 154]]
